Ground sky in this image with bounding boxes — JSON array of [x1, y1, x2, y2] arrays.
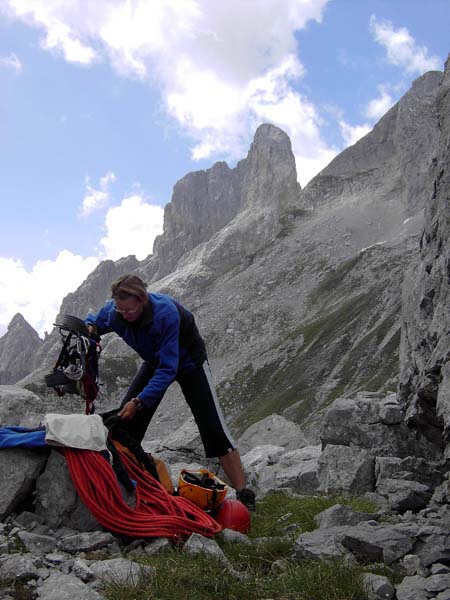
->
[[0, 0, 448, 338]]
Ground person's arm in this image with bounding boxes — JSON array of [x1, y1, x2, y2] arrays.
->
[[121, 310, 180, 419], [85, 302, 114, 336], [140, 310, 180, 406]]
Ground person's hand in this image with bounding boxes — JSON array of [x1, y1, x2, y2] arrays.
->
[[87, 324, 99, 340], [118, 400, 139, 419]]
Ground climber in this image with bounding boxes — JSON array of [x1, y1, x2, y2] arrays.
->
[[85, 274, 256, 511]]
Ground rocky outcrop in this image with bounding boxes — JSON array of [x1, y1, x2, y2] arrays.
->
[[144, 123, 301, 282], [399, 55, 450, 451], [300, 70, 441, 217], [0, 314, 42, 384]]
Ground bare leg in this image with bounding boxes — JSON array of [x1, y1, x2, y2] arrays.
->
[[219, 449, 246, 490]]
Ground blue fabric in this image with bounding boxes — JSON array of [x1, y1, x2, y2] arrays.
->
[[86, 293, 204, 408], [0, 426, 46, 448]]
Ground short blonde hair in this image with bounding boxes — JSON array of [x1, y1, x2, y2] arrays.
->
[[111, 275, 148, 303]]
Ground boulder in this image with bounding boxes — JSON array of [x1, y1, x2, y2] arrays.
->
[[58, 531, 117, 554], [0, 553, 40, 581], [376, 478, 432, 511], [0, 385, 47, 428], [0, 447, 48, 519], [247, 445, 321, 497], [17, 531, 57, 555], [317, 444, 374, 494], [89, 557, 154, 585], [340, 521, 418, 564], [34, 450, 100, 531], [315, 504, 376, 529], [35, 571, 103, 600], [413, 525, 450, 567], [237, 414, 308, 454], [293, 526, 349, 561], [362, 573, 395, 600], [396, 575, 428, 600]]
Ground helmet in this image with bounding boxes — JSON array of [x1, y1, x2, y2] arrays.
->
[[177, 469, 228, 510], [214, 499, 251, 534]]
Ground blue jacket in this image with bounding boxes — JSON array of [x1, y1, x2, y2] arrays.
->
[[86, 293, 206, 408]]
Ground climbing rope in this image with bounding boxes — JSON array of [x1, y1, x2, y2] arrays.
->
[[62, 446, 222, 539]]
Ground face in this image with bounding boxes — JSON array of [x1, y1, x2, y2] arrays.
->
[[114, 296, 144, 322]]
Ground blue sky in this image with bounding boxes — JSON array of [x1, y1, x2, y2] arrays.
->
[[0, 0, 448, 336]]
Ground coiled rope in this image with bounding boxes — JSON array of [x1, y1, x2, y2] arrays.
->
[[63, 446, 222, 539]]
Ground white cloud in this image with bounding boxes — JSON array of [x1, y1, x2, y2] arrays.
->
[[1, 0, 334, 184], [339, 120, 372, 147], [1, 0, 97, 64], [0, 187, 163, 337], [0, 52, 22, 72], [99, 195, 164, 261], [370, 15, 442, 75], [80, 171, 116, 217], [0, 251, 99, 337], [364, 85, 394, 120]]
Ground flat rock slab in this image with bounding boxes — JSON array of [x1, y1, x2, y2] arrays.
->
[[58, 531, 116, 553], [17, 531, 57, 555], [36, 571, 103, 600], [293, 526, 349, 561], [89, 557, 154, 585], [340, 522, 418, 564]]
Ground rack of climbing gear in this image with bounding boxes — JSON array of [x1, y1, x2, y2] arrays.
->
[[44, 314, 101, 415]]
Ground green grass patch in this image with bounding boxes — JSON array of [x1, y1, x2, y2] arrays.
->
[[247, 492, 378, 539], [103, 549, 369, 600], [102, 492, 381, 600]]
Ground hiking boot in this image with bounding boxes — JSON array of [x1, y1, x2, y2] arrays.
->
[[236, 488, 256, 511]]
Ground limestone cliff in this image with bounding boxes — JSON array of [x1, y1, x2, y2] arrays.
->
[[399, 55, 450, 451]]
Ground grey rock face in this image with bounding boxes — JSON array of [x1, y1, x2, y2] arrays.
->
[[399, 56, 450, 452], [321, 394, 437, 459], [34, 450, 101, 531], [149, 123, 300, 282], [0, 314, 42, 384], [0, 385, 47, 428], [150, 160, 243, 280], [300, 70, 441, 216], [0, 448, 48, 520]]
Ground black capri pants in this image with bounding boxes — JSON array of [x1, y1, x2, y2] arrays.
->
[[120, 360, 236, 457]]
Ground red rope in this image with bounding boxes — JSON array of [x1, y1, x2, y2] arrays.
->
[[62, 447, 222, 540]]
